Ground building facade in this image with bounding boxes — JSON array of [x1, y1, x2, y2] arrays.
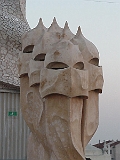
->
[[94, 140, 120, 160], [85, 144, 111, 160]]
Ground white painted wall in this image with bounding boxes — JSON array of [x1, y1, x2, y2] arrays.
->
[[85, 144, 111, 160], [115, 144, 120, 160], [86, 154, 111, 160]]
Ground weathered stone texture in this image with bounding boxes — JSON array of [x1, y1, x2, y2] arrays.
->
[[0, 0, 30, 86]]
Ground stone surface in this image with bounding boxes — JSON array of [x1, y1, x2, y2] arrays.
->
[[18, 18, 104, 160], [0, 0, 30, 86]]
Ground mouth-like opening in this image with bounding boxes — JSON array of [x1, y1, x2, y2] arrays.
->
[[43, 93, 68, 98], [76, 95, 88, 99], [42, 93, 88, 99], [94, 89, 102, 93], [46, 62, 68, 70]]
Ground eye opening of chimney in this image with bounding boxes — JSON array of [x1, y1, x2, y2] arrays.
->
[[73, 62, 84, 70], [89, 58, 99, 66], [23, 45, 34, 53], [34, 53, 46, 61]]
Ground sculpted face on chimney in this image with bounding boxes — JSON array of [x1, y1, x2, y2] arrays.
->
[[18, 18, 104, 160]]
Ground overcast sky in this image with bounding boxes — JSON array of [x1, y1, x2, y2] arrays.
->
[[26, 0, 120, 144]]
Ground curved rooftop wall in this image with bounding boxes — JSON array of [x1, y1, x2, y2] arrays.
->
[[0, 0, 30, 86]]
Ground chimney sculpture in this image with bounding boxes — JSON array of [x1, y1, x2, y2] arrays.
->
[[18, 18, 104, 160]]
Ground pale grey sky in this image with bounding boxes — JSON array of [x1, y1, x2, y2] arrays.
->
[[26, 0, 120, 144]]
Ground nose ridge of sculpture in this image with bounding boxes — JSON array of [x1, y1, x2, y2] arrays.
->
[[40, 67, 89, 98]]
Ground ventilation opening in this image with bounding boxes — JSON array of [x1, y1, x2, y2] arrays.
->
[[89, 58, 99, 66], [46, 62, 68, 70], [23, 45, 34, 53], [73, 62, 84, 70], [34, 53, 46, 61]]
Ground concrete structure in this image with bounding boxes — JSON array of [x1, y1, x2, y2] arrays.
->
[[18, 18, 104, 160], [94, 140, 120, 160], [0, 0, 30, 159]]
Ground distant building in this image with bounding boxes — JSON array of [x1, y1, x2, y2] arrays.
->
[[85, 144, 111, 160], [94, 140, 120, 160]]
